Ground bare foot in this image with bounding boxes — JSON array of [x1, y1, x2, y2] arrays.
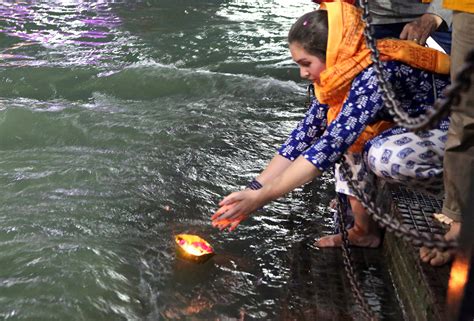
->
[[419, 221, 460, 266], [316, 226, 381, 248]]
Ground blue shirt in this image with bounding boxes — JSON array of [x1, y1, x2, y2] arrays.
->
[[278, 61, 450, 172]]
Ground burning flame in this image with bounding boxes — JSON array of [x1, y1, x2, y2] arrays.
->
[[175, 234, 214, 258], [448, 255, 469, 294]]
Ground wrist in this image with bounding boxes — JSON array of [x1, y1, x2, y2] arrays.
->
[[423, 13, 443, 29], [246, 179, 263, 190]]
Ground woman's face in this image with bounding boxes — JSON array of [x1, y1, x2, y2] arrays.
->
[[289, 42, 326, 84]]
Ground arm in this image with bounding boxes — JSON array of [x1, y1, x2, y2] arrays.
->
[[256, 98, 328, 184], [277, 97, 328, 160], [212, 156, 321, 231], [399, 0, 452, 44], [254, 154, 293, 185], [212, 96, 328, 231], [212, 68, 388, 231]]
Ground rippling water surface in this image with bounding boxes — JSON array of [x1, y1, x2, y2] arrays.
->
[[0, 1, 404, 320]]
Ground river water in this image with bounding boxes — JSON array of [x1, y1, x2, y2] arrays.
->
[[0, 1, 405, 320]]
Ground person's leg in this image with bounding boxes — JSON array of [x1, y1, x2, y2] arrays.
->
[[419, 221, 461, 265], [359, 128, 447, 253], [420, 11, 474, 266], [316, 154, 381, 248], [442, 11, 474, 225], [366, 128, 446, 195], [317, 196, 381, 248]]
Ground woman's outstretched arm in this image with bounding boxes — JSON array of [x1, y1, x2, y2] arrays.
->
[[253, 154, 293, 185], [212, 156, 321, 231], [212, 95, 328, 231]]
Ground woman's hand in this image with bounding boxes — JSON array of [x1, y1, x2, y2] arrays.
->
[[212, 156, 321, 231], [211, 189, 266, 231]]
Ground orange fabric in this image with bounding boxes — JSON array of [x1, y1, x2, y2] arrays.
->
[[315, 2, 451, 153], [443, 0, 474, 13]]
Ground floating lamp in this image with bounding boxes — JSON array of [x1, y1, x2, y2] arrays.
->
[[175, 234, 214, 263]]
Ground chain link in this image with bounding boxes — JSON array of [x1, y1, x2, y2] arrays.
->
[[349, 0, 473, 250], [339, 159, 458, 251], [337, 194, 378, 321], [358, 0, 474, 131], [335, 2, 473, 317]]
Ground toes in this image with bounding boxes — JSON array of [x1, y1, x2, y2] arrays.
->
[[315, 232, 381, 248], [419, 247, 455, 266], [429, 250, 454, 266], [315, 234, 342, 248], [419, 247, 437, 263]]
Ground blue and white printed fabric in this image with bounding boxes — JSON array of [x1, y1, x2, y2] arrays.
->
[[334, 126, 448, 196], [365, 126, 448, 195], [334, 153, 367, 197], [278, 60, 450, 173]]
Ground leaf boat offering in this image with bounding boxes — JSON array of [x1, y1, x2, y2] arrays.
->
[[175, 234, 214, 263]]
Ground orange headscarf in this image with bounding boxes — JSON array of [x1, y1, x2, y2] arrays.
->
[[314, 2, 450, 152]]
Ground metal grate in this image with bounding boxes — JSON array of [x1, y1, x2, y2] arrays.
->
[[390, 186, 446, 237]]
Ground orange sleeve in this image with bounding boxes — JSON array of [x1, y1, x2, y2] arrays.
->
[[443, 0, 474, 13]]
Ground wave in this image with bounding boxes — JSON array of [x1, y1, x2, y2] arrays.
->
[[0, 62, 304, 101], [0, 107, 89, 149]]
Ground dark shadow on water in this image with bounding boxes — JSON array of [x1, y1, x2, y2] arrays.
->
[[279, 239, 355, 321], [278, 239, 406, 321]]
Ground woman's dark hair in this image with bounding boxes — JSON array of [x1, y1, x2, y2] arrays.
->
[[288, 10, 328, 61]]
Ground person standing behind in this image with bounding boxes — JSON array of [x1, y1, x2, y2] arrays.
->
[[312, 0, 452, 52], [420, 1, 474, 266], [370, 0, 452, 50]]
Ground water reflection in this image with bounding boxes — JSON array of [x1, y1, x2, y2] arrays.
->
[[0, 1, 407, 320], [0, 1, 139, 66], [1, 3, 120, 43]]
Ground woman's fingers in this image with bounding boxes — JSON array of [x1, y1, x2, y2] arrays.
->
[[213, 204, 243, 222], [212, 189, 260, 231], [211, 203, 233, 220], [212, 217, 243, 232], [228, 219, 242, 232], [217, 220, 231, 230], [211, 202, 248, 231], [212, 201, 244, 221]]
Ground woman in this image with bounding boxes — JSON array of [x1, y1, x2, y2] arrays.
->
[[211, 2, 450, 248]]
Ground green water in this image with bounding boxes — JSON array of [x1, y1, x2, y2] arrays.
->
[[0, 1, 405, 320]]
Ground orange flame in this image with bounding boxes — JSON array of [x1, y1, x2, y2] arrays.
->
[[448, 255, 469, 294], [175, 234, 214, 258]]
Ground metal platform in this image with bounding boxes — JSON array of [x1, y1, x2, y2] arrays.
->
[[384, 185, 451, 321], [391, 186, 446, 237]]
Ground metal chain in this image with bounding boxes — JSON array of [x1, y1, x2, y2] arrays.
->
[[338, 159, 458, 251], [358, 0, 474, 131], [350, 0, 474, 250], [337, 194, 378, 321], [336, 3, 472, 319]]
